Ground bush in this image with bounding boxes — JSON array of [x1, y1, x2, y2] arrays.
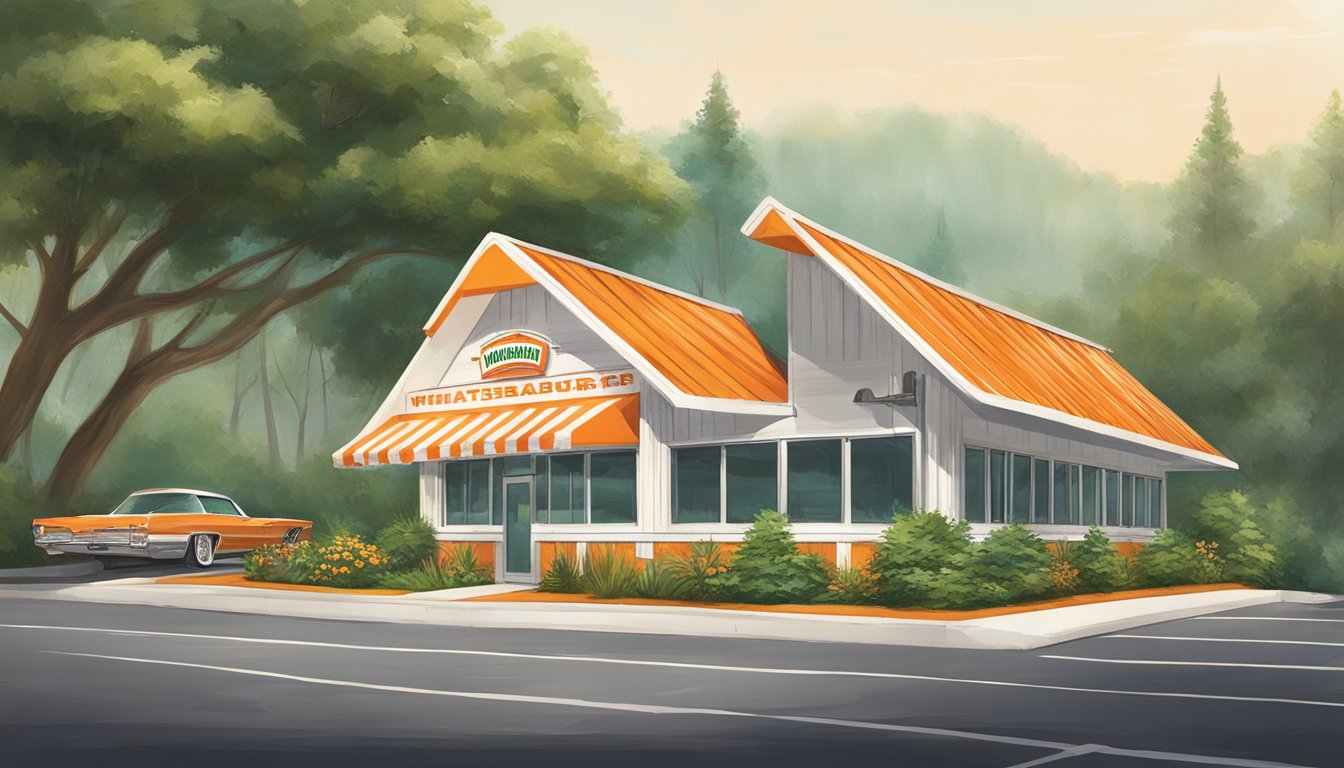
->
[[634, 557, 685, 600], [242, 541, 308, 584], [713, 511, 829, 604], [818, 566, 879, 605], [375, 516, 438, 572], [580, 544, 640, 599], [378, 546, 493, 591], [1185, 491, 1279, 587], [966, 525, 1053, 605], [665, 540, 727, 601], [1136, 529, 1222, 587], [1069, 526, 1130, 593], [297, 534, 391, 588], [869, 511, 977, 608], [538, 549, 583, 593]]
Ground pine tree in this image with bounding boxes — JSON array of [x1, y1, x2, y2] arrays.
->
[[1293, 89, 1344, 239], [917, 205, 967, 285], [666, 70, 766, 299], [1169, 78, 1258, 268]]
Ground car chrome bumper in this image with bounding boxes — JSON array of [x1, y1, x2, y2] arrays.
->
[[35, 533, 190, 559]]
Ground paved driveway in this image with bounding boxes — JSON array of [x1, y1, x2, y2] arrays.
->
[[0, 595, 1338, 767]]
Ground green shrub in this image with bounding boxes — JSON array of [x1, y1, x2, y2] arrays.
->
[[0, 467, 48, 569], [1070, 526, 1130, 593], [378, 547, 493, 591], [375, 516, 438, 572], [1184, 491, 1279, 587], [634, 557, 685, 600], [869, 510, 977, 608], [293, 534, 391, 588], [581, 545, 640, 599], [665, 540, 727, 600], [1137, 529, 1223, 586], [818, 566, 879, 605], [966, 524, 1053, 605], [713, 511, 829, 604], [538, 549, 584, 593], [242, 541, 308, 584]]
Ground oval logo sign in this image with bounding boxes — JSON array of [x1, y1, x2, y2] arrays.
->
[[478, 331, 550, 380]]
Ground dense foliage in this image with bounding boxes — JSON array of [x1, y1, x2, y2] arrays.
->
[[711, 511, 830, 604], [375, 516, 439, 572], [868, 511, 977, 608], [1068, 527, 1130, 594]]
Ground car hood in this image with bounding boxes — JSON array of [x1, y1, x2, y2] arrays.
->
[[33, 514, 148, 528]]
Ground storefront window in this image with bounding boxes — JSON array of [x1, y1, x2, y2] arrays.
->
[[1053, 462, 1073, 525], [726, 443, 778, 524], [1032, 458, 1050, 524], [964, 447, 987, 523], [1104, 469, 1121, 526], [1081, 466, 1101, 526], [989, 450, 1007, 523], [590, 452, 636, 524], [1010, 453, 1031, 523], [444, 459, 491, 525], [673, 446, 721, 524], [549, 453, 586, 524], [786, 440, 842, 523], [850, 436, 913, 524]]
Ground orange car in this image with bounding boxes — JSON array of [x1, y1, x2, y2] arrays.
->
[[32, 488, 311, 568]]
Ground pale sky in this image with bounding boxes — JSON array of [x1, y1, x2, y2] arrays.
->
[[485, 0, 1344, 182]]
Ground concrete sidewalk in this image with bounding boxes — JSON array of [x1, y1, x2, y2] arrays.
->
[[0, 577, 1332, 649]]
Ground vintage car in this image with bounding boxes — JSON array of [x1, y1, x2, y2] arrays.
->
[[32, 488, 312, 568]]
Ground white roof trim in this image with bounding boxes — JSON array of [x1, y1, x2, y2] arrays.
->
[[754, 198, 1234, 470]]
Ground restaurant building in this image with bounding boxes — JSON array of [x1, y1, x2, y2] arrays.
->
[[335, 198, 1234, 583]]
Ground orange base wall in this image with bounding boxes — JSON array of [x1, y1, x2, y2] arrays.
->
[[437, 541, 496, 573]]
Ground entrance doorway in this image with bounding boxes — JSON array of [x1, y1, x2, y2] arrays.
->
[[502, 476, 533, 581]]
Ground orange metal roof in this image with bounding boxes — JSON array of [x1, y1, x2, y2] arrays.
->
[[747, 202, 1224, 460], [422, 235, 788, 405], [515, 245, 789, 403]]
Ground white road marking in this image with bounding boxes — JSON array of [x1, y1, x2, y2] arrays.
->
[[1104, 634, 1344, 649], [1040, 656, 1344, 673], [1192, 617, 1344, 624], [49, 651, 1321, 768], [6, 623, 1344, 710], [1002, 744, 1103, 767]]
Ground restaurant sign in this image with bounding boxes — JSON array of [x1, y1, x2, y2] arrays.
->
[[407, 369, 638, 413], [478, 331, 550, 380]]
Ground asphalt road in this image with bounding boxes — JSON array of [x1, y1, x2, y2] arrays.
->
[[0, 593, 1339, 768]]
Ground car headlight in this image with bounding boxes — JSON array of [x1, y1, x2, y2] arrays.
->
[[32, 524, 43, 538]]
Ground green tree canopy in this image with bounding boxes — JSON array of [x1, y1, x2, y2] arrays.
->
[[0, 0, 688, 504], [1292, 89, 1344, 239]]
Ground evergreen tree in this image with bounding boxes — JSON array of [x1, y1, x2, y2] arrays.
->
[[1293, 89, 1344, 239], [665, 70, 766, 299], [917, 205, 967, 285], [1168, 78, 1258, 269]]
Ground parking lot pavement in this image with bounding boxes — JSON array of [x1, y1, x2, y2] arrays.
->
[[2, 594, 1341, 767]]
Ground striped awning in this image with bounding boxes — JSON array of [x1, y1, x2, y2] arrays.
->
[[335, 395, 639, 468]]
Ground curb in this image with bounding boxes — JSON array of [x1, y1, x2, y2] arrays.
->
[[0, 582, 1330, 649], [0, 558, 102, 584]]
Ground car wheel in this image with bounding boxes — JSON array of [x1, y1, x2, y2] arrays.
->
[[185, 534, 215, 568]]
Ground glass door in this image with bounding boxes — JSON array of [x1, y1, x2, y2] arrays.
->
[[503, 476, 533, 580]]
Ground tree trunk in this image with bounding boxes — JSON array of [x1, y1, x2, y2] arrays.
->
[[318, 345, 330, 438], [20, 423, 36, 487], [228, 346, 255, 438], [257, 332, 280, 466], [0, 255, 80, 462]]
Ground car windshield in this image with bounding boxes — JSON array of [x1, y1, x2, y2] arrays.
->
[[111, 493, 206, 515]]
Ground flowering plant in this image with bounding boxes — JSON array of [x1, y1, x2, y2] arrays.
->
[[243, 541, 309, 584], [299, 534, 391, 588]]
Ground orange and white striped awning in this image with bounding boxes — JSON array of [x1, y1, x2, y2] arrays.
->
[[335, 395, 639, 468]]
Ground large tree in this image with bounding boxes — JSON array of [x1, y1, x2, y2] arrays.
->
[[1167, 78, 1258, 268], [663, 70, 765, 300], [1293, 89, 1344, 240], [0, 0, 688, 505]]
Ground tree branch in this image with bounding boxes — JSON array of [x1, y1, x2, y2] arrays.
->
[[0, 300, 27, 337], [98, 196, 204, 302], [73, 206, 130, 278]]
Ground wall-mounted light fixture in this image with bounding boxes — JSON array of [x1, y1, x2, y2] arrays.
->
[[853, 371, 920, 407]]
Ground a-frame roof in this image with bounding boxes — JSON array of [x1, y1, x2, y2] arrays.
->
[[422, 233, 791, 415], [743, 198, 1234, 469]]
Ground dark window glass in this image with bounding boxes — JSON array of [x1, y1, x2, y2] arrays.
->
[[1032, 459, 1050, 524], [1010, 454, 1031, 523], [199, 496, 241, 516], [1104, 469, 1121, 526], [673, 446, 722, 523], [1133, 477, 1148, 527], [727, 443, 778, 524], [445, 462, 466, 525], [1150, 479, 1163, 528], [850, 436, 914, 524], [1053, 463, 1072, 525], [1068, 464, 1082, 524], [964, 447, 987, 523], [466, 459, 491, 525], [549, 454, 586, 524], [989, 450, 1007, 523], [1081, 466, 1100, 526], [491, 456, 532, 525], [535, 457, 549, 524], [112, 493, 205, 515], [786, 440, 842, 523], [590, 452, 636, 524]]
